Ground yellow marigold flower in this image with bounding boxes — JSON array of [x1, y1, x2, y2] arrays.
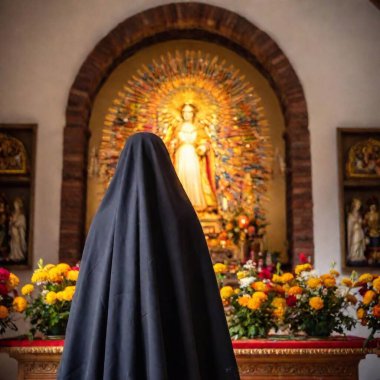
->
[[329, 269, 340, 277], [213, 263, 227, 274], [358, 273, 373, 283], [251, 281, 267, 292], [13, 296, 27, 312], [288, 286, 303, 296], [373, 305, 380, 318], [323, 277, 336, 288], [0, 305, 9, 319], [238, 295, 250, 307], [252, 291, 268, 302], [309, 296, 324, 310], [272, 297, 286, 309], [45, 291, 57, 305], [345, 294, 357, 305], [272, 274, 283, 283], [66, 270, 79, 282], [6, 273, 20, 290], [21, 284, 34, 296], [373, 278, 380, 292], [281, 273, 294, 283], [363, 290, 376, 305], [236, 271, 248, 280], [357, 308, 366, 319], [48, 268, 63, 283], [220, 286, 234, 299], [31, 270, 48, 283], [320, 274, 334, 281], [234, 288, 241, 294], [55, 263, 71, 274], [295, 263, 312, 275], [341, 278, 353, 287], [307, 278, 321, 289], [56, 291, 65, 301], [273, 307, 285, 319], [62, 286, 76, 301], [44, 264, 55, 271], [247, 297, 261, 310]]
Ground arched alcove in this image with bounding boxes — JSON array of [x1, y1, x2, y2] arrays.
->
[[59, 2, 313, 265]]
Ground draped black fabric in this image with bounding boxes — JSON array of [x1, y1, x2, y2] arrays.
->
[[58, 133, 239, 380]]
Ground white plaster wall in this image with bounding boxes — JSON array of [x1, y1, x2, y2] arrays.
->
[[0, 0, 379, 379]]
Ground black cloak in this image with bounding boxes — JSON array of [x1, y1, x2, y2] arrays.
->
[[58, 133, 239, 380]]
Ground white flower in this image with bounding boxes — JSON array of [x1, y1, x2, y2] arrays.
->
[[240, 276, 255, 288], [335, 286, 347, 298], [300, 269, 318, 280], [243, 260, 255, 270]]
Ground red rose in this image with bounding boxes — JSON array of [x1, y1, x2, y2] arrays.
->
[[359, 285, 368, 297], [299, 253, 308, 264], [0, 268, 10, 281], [286, 295, 297, 307], [258, 268, 272, 280], [0, 283, 8, 296]]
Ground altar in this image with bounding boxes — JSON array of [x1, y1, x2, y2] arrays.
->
[[1, 337, 378, 380]]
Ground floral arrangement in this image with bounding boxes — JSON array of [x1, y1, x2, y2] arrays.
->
[[214, 259, 369, 339], [0, 267, 25, 334], [282, 264, 356, 337], [219, 260, 282, 338], [23, 259, 79, 337], [354, 273, 380, 343]]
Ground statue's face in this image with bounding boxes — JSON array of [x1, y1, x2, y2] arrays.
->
[[182, 105, 194, 122]]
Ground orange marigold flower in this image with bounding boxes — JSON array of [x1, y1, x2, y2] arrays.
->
[[373, 278, 380, 292], [252, 291, 268, 302], [358, 273, 373, 284], [247, 297, 261, 310], [357, 308, 366, 319], [329, 269, 340, 277], [48, 268, 64, 283], [220, 286, 234, 299], [288, 286, 303, 296], [320, 274, 334, 281], [281, 273, 294, 283], [307, 278, 321, 289], [373, 305, 380, 318], [309, 296, 324, 310], [6, 273, 20, 290], [0, 305, 9, 319], [238, 295, 250, 307], [272, 274, 283, 283], [295, 263, 312, 275], [66, 270, 79, 282], [363, 290, 376, 305], [323, 278, 336, 288], [13, 296, 27, 312], [272, 297, 286, 309], [341, 278, 353, 287], [251, 281, 267, 292]]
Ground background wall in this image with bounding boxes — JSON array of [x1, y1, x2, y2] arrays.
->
[[0, 1, 379, 379]]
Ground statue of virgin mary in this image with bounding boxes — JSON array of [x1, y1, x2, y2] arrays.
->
[[169, 104, 217, 211]]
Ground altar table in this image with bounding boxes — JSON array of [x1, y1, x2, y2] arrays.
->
[[0, 337, 379, 380]]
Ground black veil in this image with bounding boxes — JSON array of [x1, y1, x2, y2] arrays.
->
[[58, 132, 239, 380]]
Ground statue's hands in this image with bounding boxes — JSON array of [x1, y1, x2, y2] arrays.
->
[[197, 144, 207, 156]]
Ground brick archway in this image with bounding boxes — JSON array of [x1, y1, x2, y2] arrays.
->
[[60, 2, 313, 264]]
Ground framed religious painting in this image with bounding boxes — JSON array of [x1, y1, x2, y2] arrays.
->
[[338, 128, 380, 270], [0, 124, 37, 269]]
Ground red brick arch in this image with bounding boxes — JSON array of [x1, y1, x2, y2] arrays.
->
[[60, 2, 313, 265]]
